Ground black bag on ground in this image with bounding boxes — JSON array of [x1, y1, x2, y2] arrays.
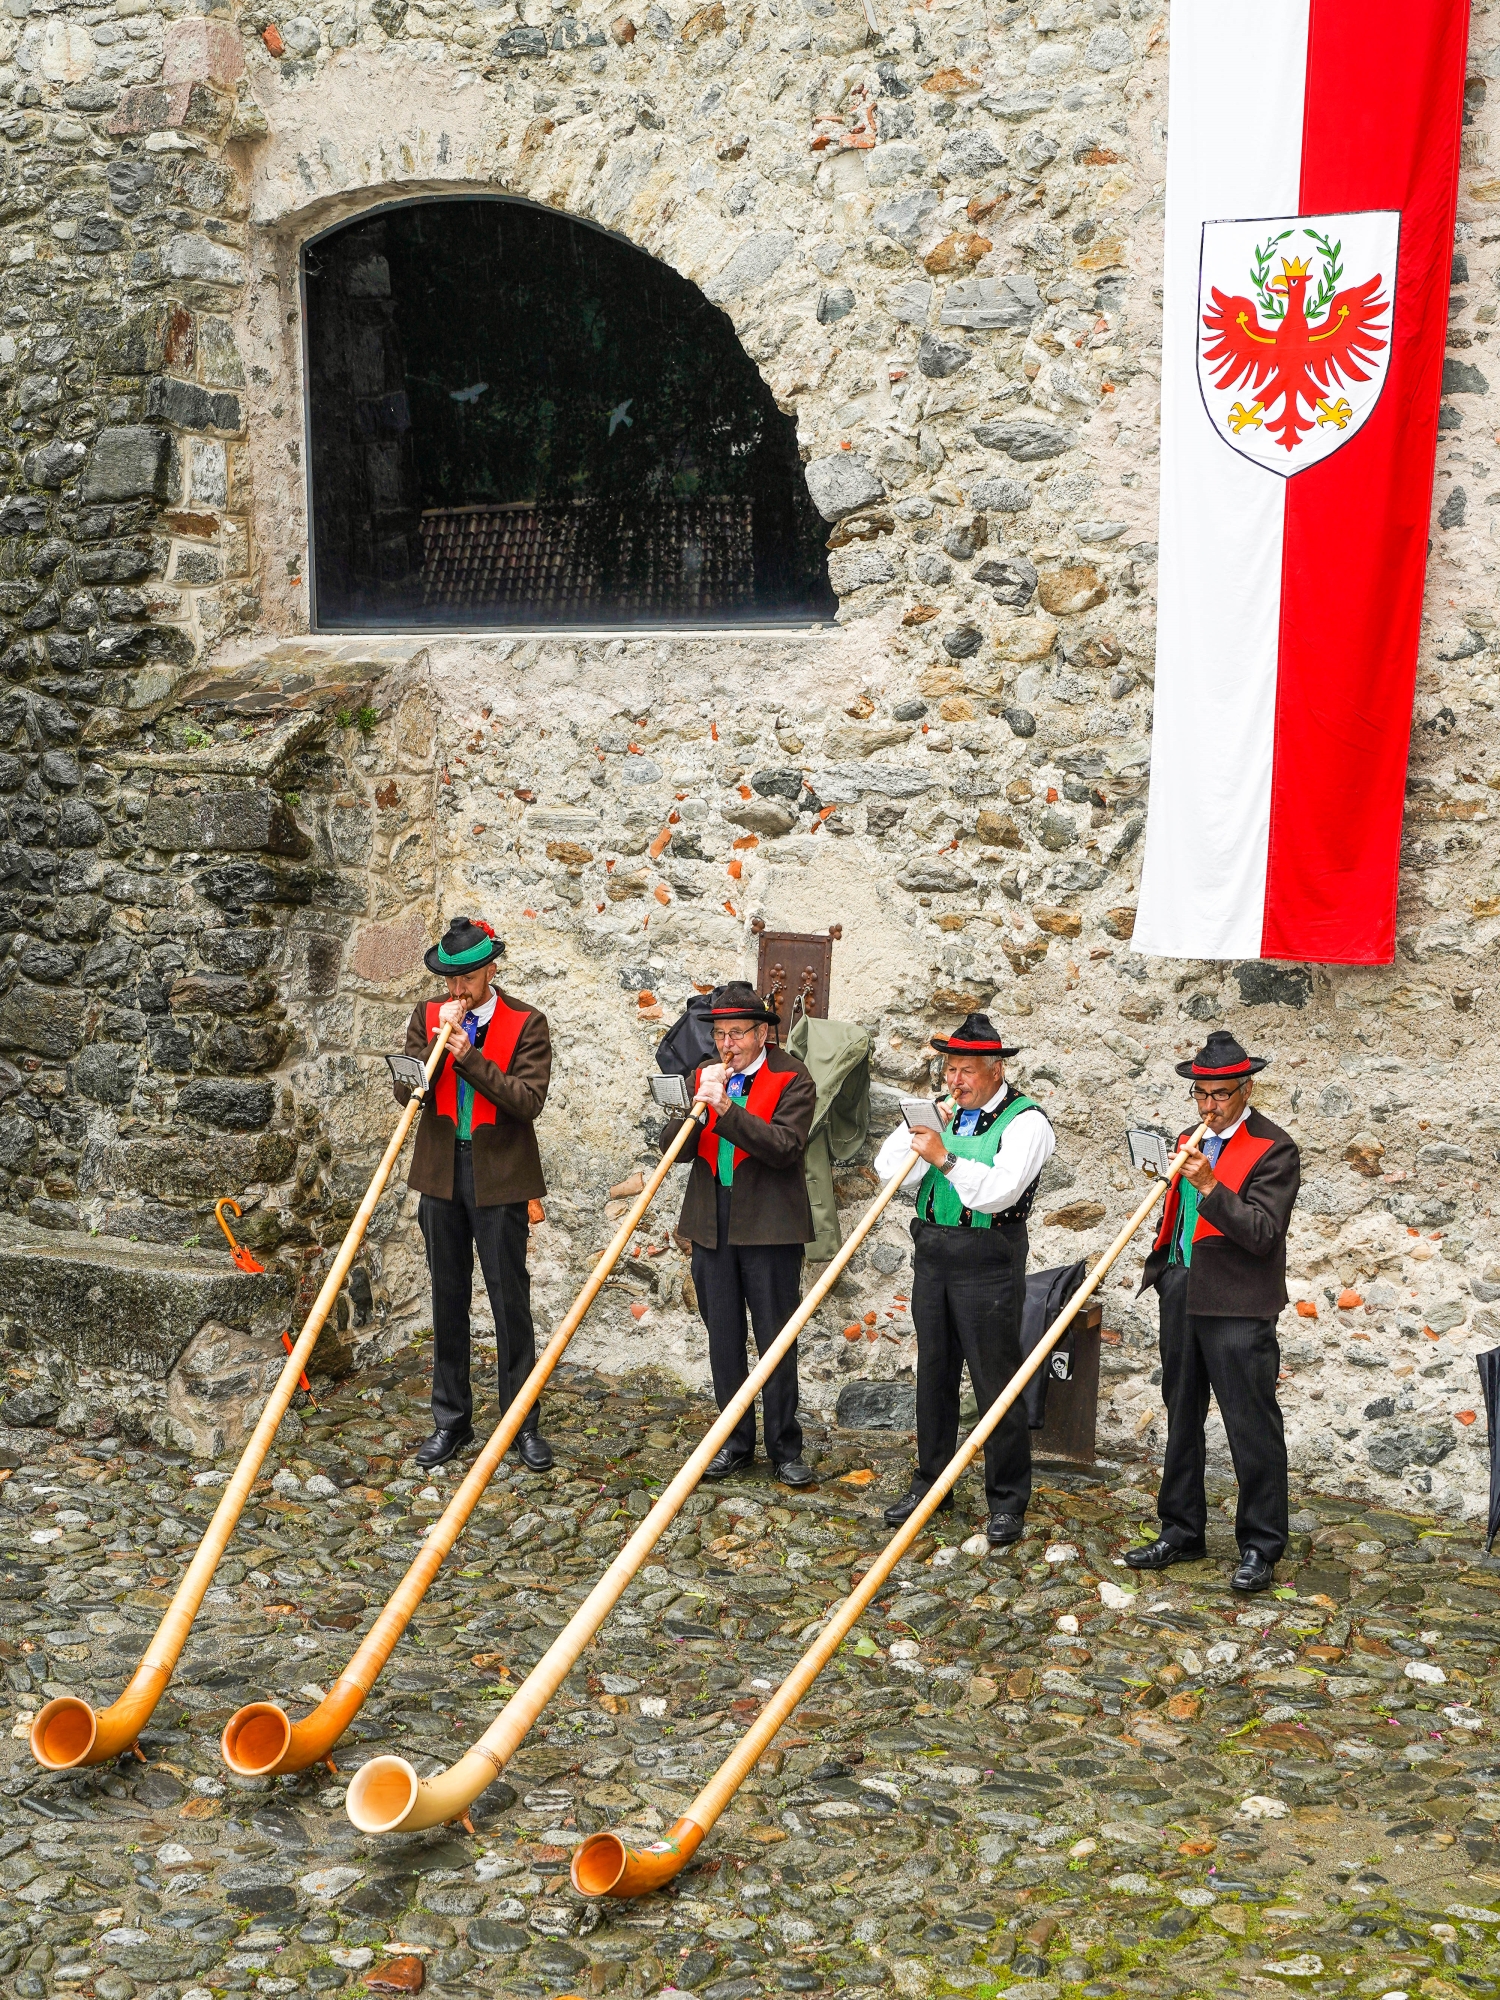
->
[[1479, 1346, 1500, 1551], [1020, 1260, 1087, 1430], [655, 994, 718, 1078]]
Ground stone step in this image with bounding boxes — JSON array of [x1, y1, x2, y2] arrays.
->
[[0, 1218, 288, 1381]]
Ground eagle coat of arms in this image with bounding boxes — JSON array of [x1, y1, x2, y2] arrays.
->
[[1196, 209, 1399, 477]]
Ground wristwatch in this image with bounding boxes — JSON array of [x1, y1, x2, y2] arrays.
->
[[939, 1152, 959, 1177]]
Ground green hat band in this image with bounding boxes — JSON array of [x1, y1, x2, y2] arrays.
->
[[437, 937, 494, 968]]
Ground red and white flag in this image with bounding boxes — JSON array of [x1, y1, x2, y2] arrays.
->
[[1133, 0, 1468, 965]]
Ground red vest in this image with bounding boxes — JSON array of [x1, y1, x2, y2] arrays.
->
[[695, 1061, 795, 1172], [425, 998, 530, 1130], [1152, 1121, 1276, 1256]]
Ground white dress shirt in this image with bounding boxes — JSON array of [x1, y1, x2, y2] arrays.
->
[[874, 1083, 1055, 1216]]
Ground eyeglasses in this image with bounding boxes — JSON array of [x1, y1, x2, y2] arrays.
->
[[712, 1025, 761, 1044], [1190, 1083, 1247, 1106]]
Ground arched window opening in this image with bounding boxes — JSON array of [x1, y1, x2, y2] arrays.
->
[[303, 199, 837, 629]]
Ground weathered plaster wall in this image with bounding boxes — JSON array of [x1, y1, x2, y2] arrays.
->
[[0, 0, 1496, 1509]]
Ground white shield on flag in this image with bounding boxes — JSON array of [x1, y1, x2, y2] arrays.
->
[[1196, 209, 1400, 478]]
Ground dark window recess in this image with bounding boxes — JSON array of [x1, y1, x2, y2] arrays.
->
[[303, 199, 837, 628]]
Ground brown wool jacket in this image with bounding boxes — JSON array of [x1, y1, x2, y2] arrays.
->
[[659, 1046, 816, 1249], [1139, 1107, 1301, 1320], [393, 991, 551, 1207]]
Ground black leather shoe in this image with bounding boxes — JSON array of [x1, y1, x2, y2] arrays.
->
[[517, 1430, 554, 1473], [414, 1424, 474, 1469], [1124, 1535, 1207, 1570], [987, 1512, 1025, 1548], [703, 1446, 754, 1482], [882, 1486, 954, 1529], [1232, 1548, 1275, 1593], [775, 1458, 815, 1488]]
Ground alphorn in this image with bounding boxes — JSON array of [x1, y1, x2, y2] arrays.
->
[[30, 1024, 457, 1773], [221, 1103, 712, 1779], [345, 1146, 923, 1836], [572, 1122, 1210, 1898]]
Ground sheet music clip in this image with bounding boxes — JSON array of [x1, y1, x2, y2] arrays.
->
[[649, 1073, 694, 1113], [385, 1052, 430, 1098], [1126, 1127, 1174, 1178]]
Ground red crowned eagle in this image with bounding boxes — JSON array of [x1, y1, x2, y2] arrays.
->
[[1202, 253, 1389, 454]]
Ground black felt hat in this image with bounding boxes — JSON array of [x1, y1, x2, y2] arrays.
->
[[424, 915, 505, 976], [931, 1012, 1020, 1059], [707, 980, 779, 1026], [1174, 1029, 1268, 1081]]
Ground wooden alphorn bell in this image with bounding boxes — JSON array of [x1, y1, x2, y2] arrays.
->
[[30, 1024, 458, 1773], [571, 1122, 1210, 1898]]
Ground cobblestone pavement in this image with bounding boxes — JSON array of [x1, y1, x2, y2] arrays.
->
[[0, 1345, 1498, 2000]]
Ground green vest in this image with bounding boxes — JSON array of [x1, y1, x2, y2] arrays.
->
[[917, 1092, 1041, 1228]]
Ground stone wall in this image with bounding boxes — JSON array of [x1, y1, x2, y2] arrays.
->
[[0, 1216, 290, 1454], [0, 0, 1495, 1510], [0, 638, 443, 1449]]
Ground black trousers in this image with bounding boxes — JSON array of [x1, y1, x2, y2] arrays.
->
[[419, 1146, 539, 1437], [1155, 1262, 1288, 1562], [910, 1218, 1031, 1519], [690, 1182, 804, 1465]]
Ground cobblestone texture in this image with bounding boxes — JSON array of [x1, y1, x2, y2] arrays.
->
[[3, 1355, 1500, 2000]]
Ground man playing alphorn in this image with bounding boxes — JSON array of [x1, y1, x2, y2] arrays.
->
[[658, 981, 817, 1487], [1126, 1030, 1300, 1594], [395, 916, 554, 1472], [873, 1013, 1054, 1547]]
